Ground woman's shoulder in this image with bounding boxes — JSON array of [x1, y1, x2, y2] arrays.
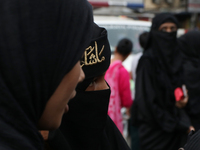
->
[[141, 49, 155, 62], [138, 54, 154, 68], [136, 51, 156, 75]]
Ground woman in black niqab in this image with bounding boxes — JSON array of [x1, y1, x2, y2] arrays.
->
[[145, 13, 182, 75], [178, 30, 200, 130], [131, 13, 191, 150], [47, 24, 131, 150], [0, 0, 93, 149]]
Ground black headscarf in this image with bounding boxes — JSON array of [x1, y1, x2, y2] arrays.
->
[[150, 13, 179, 31], [145, 13, 182, 78], [77, 23, 111, 91], [0, 0, 93, 149]]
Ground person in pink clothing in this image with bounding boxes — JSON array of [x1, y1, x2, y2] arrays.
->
[[105, 38, 133, 134]]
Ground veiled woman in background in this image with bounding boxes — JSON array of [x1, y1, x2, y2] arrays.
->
[[131, 13, 192, 150]]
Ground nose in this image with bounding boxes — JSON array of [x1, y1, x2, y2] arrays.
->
[[79, 67, 85, 83], [166, 28, 172, 33]]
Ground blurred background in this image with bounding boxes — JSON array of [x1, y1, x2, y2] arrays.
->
[[88, 0, 200, 71], [89, 0, 200, 30], [88, 0, 200, 144]]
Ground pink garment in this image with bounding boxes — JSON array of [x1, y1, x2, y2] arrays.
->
[[105, 60, 133, 134]]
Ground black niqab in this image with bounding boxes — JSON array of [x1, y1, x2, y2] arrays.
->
[[0, 0, 93, 149], [131, 13, 190, 150], [145, 13, 182, 78]]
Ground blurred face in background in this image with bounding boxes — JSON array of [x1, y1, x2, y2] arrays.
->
[[158, 22, 177, 33]]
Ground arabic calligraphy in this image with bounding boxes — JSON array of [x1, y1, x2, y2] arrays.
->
[[81, 41, 105, 67]]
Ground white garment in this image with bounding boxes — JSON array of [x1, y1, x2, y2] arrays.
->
[[131, 52, 143, 99]]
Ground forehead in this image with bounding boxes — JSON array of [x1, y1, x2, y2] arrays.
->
[[159, 22, 177, 28]]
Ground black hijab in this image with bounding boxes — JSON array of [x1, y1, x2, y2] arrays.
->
[[0, 0, 93, 149], [145, 13, 182, 77]]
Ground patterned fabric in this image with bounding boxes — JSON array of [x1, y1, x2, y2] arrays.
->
[[105, 60, 132, 134]]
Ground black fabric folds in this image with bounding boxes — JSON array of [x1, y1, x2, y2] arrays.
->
[[178, 30, 200, 130], [77, 23, 111, 91], [60, 89, 111, 150], [100, 116, 131, 150], [0, 0, 93, 149], [181, 130, 200, 150]]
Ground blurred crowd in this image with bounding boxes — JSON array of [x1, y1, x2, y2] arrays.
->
[[0, 0, 200, 150]]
